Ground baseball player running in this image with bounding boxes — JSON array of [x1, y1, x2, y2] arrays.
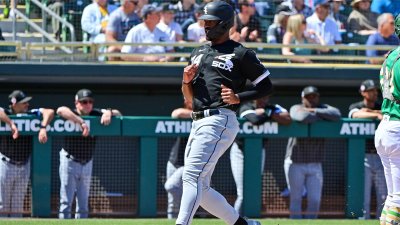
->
[[375, 14, 400, 225], [177, 1, 272, 225]]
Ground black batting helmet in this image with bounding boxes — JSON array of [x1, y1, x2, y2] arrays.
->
[[396, 14, 400, 39], [199, 1, 234, 41]]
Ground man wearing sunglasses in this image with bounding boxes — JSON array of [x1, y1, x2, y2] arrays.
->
[[106, 0, 142, 61], [57, 89, 121, 219], [0, 90, 54, 217], [366, 13, 400, 65]]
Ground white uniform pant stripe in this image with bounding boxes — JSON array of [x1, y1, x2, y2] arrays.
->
[[176, 109, 239, 225]]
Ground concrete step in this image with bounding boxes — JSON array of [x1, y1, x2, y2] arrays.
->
[[3, 31, 56, 44], [0, 18, 47, 33]]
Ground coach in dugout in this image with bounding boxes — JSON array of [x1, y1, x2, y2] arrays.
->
[[0, 90, 54, 217], [57, 89, 121, 219]]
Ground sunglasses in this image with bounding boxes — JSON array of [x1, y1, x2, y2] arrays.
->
[[129, 0, 138, 5], [79, 100, 94, 105], [242, 3, 255, 7]]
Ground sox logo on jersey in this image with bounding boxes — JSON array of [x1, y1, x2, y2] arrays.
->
[[212, 54, 235, 71]]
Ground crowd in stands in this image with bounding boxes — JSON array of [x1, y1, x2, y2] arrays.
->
[[1, 0, 400, 63]]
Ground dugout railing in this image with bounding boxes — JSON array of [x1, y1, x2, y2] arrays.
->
[[0, 41, 393, 65], [1, 116, 376, 219]]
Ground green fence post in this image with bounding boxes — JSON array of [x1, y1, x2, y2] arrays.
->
[[138, 137, 158, 217], [346, 138, 365, 218], [243, 137, 262, 217], [31, 137, 52, 217]]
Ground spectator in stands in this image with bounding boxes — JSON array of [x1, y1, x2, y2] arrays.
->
[[306, 0, 342, 45], [106, 0, 141, 61], [347, 0, 378, 36], [267, 4, 294, 44], [164, 99, 192, 219], [366, 13, 400, 65], [174, 0, 198, 34], [186, 3, 206, 42], [135, 0, 148, 17], [230, 96, 291, 214], [348, 79, 387, 220], [81, 0, 117, 43], [236, 0, 262, 42], [329, 0, 348, 31], [286, 86, 341, 219], [57, 89, 121, 219], [157, 3, 184, 42], [282, 0, 314, 19], [121, 4, 174, 62], [282, 14, 328, 63], [0, 90, 54, 217], [371, 0, 400, 17]]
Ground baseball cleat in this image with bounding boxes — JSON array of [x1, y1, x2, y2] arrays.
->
[[386, 206, 400, 225], [245, 219, 261, 225]]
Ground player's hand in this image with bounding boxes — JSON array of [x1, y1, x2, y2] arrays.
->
[[81, 122, 90, 137], [183, 64, 198, 84], [221, 84, 240, 104], [10, 123, 18, 140], [255, 108, 265, 115], [249, 30, 258, 41], [38, 128, 48, 143], [101, 111, 112, 126]]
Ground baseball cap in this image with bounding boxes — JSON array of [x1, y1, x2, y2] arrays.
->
[[9, 90, 32, 104], [75, 89, 94, 101], [315, 0, 331, 7], [141, 4, 162, 18], [160, 3, 176, 13], [359, 79, 377, 92], [275, 4, 295, 16], [301, 86, 319, 97], [351, 0, 370, 7]]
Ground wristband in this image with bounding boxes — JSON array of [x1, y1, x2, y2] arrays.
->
[[265, 108, 273, 118], [40, 125, 47, 129]]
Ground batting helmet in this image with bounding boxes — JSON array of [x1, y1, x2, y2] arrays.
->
[[396, 14, 400, 38], [199, 1, 234, 41]]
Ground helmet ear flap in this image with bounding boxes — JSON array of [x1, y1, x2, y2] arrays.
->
[[396, 14, 400, 38]]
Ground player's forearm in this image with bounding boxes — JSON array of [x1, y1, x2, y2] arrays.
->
[[56, 106, 84, 124], [237, 77, 273, 102], [0, 111, 14, 126], [352, 110, 381, 119], [41, 108, 55, 126], [182, 84, 193, 107]]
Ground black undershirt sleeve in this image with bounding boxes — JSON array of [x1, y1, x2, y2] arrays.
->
[[237, 76, 273, 102]]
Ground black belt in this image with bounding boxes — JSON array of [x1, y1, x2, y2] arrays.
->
[[1, 157, 27, 166], [66, 154, 90, 165], [191, 109, 220, 121]]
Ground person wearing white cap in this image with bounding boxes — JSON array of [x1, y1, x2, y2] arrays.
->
[[347, 0, 378, 36], [0, 90, 54, 217]]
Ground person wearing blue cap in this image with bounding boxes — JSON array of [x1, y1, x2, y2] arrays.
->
[[121, 4, 174, 62]]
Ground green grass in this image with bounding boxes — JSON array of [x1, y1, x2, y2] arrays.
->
[[0, 219, 379, 225]]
